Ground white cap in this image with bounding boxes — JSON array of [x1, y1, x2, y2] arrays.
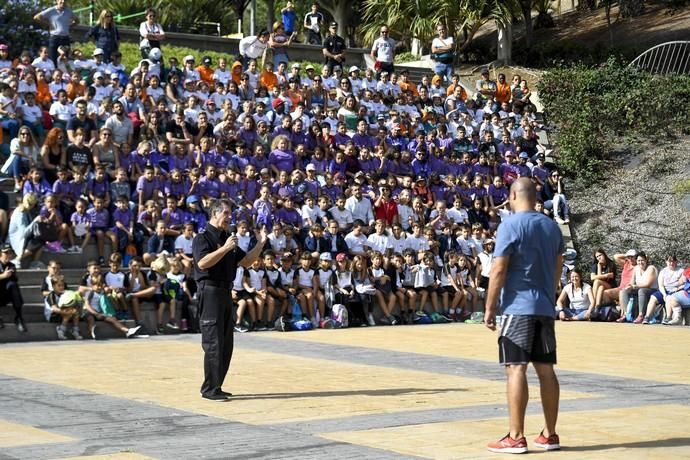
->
[[183, 54, 195, 63], [349, 65, 360, 73], [93, 48, 104, 56], [93, 71, 103, 79], [625, 249, 638, 257]]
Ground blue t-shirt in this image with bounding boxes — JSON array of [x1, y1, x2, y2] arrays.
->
[[494, 210, 564, 316], [282, 10, 297, 33]]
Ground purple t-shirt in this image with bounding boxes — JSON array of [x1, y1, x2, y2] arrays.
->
[[87, 207, 110, 228], [269, 149, 296, 172], [489, 184, 508, 206], [69, 180, 88, 201], [135, 176, 158, 201], [165, 179, 188, 198], [112, 208, 133, 229], [88, 178, 109, 198], [52, 179, 72, 200], [162, 208, 185, 227], [169, 154, 193, 173], [199, 177, 222, 198], [275, 207, 301, 227]]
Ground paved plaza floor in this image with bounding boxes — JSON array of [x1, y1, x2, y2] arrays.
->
[[0, 322, 689, 459]]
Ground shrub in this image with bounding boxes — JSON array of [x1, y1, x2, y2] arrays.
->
[[0, 0, 48, 56], [537, 58, 690, 183]]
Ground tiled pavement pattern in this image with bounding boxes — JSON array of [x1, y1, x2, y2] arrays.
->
[[0, 323, 689, 459]]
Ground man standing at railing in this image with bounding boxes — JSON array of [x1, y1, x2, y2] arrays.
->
[[34, 0, 79, 67]]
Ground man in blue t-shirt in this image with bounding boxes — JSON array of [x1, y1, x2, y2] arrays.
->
[[281, 1, 297, 36], [484, 177, 564, 454]]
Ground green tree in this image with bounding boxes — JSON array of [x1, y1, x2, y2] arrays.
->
[[0, 0, 49, 56], [360, 0, 513, 56]]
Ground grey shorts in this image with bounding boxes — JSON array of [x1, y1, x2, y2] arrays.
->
[[498, 315, 557, 365]]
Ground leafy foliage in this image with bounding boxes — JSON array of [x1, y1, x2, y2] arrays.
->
[[359, 0, 514, 53], [537, 58, 690, 183], [0, 0, 49, 56]]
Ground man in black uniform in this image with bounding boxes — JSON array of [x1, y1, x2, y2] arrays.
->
[[193, 199, 267, 401], [322, 21, 347, 70], [0, 244, 26, 332]]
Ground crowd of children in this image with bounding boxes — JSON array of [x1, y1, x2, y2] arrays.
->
[[1, 37, 566, 336]]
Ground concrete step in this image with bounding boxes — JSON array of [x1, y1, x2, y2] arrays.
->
[[0, 319, 145, 343], [30, 243, 117, 270], [16, 268, 85, 285]]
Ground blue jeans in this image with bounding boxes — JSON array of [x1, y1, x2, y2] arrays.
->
[[433, 62, 453, 83], [1, 118, 19, 140]]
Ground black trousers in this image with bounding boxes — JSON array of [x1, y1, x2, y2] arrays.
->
[[48, 35, 71, 67], [198, 283, 234, 397], [0, 281, 24, 322]]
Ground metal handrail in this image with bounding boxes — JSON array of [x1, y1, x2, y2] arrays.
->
[[114, 11, 148, 23], [629, 41, 690, 75]]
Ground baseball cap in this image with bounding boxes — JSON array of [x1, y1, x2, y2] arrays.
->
[[93, 71, 103, 79], [203, 56, 212, 65], [272, 98, 285, 109], [330, 21, 338, 28], [415, 175, 426, 182], [336, 253, 347, 262], [93, 48, 104, 56], [354, 171, 365, 178], [504, 151, 514, 157], [334, 172, 345, 181], [625, 249, 638, 257], [519, 152, 529, 159], [291, 63, 301, 69], [0, 243, 13, 253], [349, 65, 360, 73], [305, 64, 315, 71], [206, 99, 216, 106], [319, 253, 332, 261], [186, 195, 200, 205], [306, 163, 316, 171], [0, 44, 8, 50], [183, 55, 195, 63], [377, 114, 385, 120]]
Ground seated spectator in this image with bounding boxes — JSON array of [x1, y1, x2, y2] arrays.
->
[[555, 269, 594, 321], [638, 254, 683, 324], [618, 252, 657, 322], [591, 248, 617, 309], [8, 193, 44, 269]]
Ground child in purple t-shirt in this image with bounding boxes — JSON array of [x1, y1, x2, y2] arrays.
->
[[109, 195, 135, 254], [86, 196, 110, 265], [135, 165, 159, 212], [162, 195, 185, 237], [70, 198, 91, 254], [88, 165, 111, 208]]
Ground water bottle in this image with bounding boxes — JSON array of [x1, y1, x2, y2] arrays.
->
[[625, 297, 635, 322]]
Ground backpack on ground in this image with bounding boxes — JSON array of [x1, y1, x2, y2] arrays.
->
[[331, 303, 349, 328]]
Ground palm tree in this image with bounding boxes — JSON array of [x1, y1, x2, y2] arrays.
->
[[360, 0, 514, 58]]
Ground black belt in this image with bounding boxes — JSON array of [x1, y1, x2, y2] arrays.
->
[[200, 280, 232, 289]]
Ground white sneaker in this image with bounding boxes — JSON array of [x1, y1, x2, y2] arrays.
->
[[126, 325, 142, 338], [71, 327, 83, 340], [56, 325, 67, 340], [367, 313, 376, 326], [90, 325, 97, 340]]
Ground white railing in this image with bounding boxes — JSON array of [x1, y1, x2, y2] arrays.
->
[[629, 41, 690, 75]]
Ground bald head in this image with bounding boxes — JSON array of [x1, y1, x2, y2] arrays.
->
[[509, 177, 536, 211]]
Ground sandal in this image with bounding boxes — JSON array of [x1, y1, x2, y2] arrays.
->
[[616, 315, 627, 323]]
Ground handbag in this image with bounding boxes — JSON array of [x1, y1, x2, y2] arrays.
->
[[32, 221, 59, 242]]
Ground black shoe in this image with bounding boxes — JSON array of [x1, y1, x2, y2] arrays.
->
[[202, 393, 229, 402], [218, 390, 233, 397]]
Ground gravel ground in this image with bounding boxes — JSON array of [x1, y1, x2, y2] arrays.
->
[[569, 137, 690, 270]]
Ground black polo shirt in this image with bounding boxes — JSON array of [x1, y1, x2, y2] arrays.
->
[[193, 223, 246, 285], [323, 34, 346, 65]]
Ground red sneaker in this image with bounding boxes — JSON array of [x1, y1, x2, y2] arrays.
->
[[534, 431, 561, 450], [487, 434, 528, 454]]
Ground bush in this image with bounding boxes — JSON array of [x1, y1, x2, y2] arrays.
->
[[537, 58, 690, 183], [513, 40, 643, 68], [0, 0, 48, 56]]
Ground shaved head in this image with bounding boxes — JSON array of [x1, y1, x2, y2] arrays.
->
[[509, 177, 536, 211]]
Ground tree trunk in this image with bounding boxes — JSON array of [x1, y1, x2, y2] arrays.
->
[[604, 0, 613, 45], [497, 22, 513, 65], [520, 0, 534, 48], [619, 0, 645, 18], [332, 1, 348, 40], [266, 0, 275, 31]]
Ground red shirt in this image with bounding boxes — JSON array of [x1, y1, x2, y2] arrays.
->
[[374, 198, 398, 225]]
